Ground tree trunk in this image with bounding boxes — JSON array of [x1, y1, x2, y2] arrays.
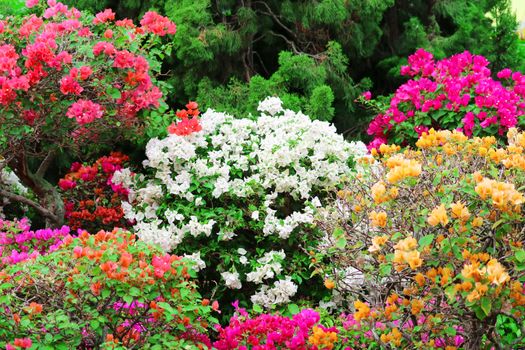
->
[[7, 152, 64, 227]]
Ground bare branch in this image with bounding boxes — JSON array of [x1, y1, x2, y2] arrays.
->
[[0, 188, 59, 223]]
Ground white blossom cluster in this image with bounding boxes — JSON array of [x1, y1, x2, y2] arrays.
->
[[113, 97, 367, 305], [250, 277, 298, 308]]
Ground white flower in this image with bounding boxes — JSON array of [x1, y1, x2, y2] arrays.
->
[[251, 210, 260, 220], [221, 271, 242, 289], [239, 256, 248, 265], [257, 96, 284, 116], [250, 277, 298, 308], [183, 252, 206, 271], [237, 248, 247, 255]]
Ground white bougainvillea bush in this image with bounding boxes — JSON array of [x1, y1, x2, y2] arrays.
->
[[113, 97, 367, 309]]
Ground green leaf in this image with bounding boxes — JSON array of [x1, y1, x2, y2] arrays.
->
[[516, 249, 525, 263], [335, 237, 347, 249], [418, 234, 434, 248], [253, 304, 263, 313], [288, 303, 300, 315], [481, 297, 492, 316]]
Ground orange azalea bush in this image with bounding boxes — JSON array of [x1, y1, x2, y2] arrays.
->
[[0, 229, 215, 349], [314, 128, 525, 349]]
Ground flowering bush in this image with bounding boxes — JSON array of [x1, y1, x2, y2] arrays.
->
[[113, 97, 367, 310], [59, 152, 131, 232], [315, 128, 525, 348], [365, 49, 525, 150], [0, 0, 175, 226], [0, 217, 69, 266], [214, 305, 338, 349], [0, 228, 215, 349]]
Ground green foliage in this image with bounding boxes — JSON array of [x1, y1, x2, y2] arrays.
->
[[0, 229, 213, 348]]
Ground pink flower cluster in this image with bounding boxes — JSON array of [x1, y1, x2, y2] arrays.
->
[[367, 49, 525, 149], [0, 218, 71, 266], [139, 12, 176, 36], [213, 303, 322, 350], [0, 1, 174, 130]]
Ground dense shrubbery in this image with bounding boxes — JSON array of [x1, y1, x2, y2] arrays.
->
[[0, 227, 215, 349], [112, 97, 367, 310], [59, 152, 131, 232], [366, 49, 525, 150], [0, 0, 175, 226], [0, 0, 525, 349], [315, 128, 525, 348]]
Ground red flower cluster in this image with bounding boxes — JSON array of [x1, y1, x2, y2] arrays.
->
[[139, 11, 176, 36], [167, 101, 202, 136], [60, 152, 131, 231]]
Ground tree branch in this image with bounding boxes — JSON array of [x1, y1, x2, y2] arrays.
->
[[36, 150, 55, 178], [0, 188, 59, 223]]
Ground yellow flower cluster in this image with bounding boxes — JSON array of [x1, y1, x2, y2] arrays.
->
[[380, 327, 402, 347], [393, 236, 423, 270], [474, 176, 524, 211], [415, 129, 468, 149], [385, 155, 422, 184], [353, 300, 371, 321], [427, 204, 449, 226], [461, 258, 510, 302], [369, 210, 387, 227], [308, 326, 338, 350], [368, 235, 389, 253]]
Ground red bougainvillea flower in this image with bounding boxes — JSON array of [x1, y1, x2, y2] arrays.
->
[[167, 101, 202, 136]]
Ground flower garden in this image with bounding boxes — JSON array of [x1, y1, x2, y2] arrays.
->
[[1, 0, 525, 349]]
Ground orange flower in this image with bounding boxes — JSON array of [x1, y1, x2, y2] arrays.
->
[[369, 235, 389, 253], [324, 279, 336, 289], [411, 299, 424, 315], [450, 201, 470, 221], [353, 300, 370, 321], [369, 210, 387, 228], [427, 204, 449, 227]]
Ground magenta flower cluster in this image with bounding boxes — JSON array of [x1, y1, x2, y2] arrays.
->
[[213, 302, 322, 350], [367, 49, 525, 149], [0, 218, 71, 266]]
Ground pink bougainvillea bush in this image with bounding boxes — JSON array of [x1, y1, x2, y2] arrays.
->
[[0, 0, 176, 226], [0, 217, 70, 266], [365, 49, 525, 150], [213, 305, 338, 349], [59, 152, 131, 232], [0, 228, 215, 349]]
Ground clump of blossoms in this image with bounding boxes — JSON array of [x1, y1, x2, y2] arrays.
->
[[0, 0, 176, 226], [59, 152, 131, 231], [0, 217, 69, 266], [314, 128, 525, 348], [0, 228, 215, 348], [113, 97, 367, 309], [365, 49, 525, 150], [213, 304, 338, 350]]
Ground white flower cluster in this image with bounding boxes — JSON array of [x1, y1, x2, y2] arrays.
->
[[114, 97, 367, 305], [246, 250, 286, 284], [250, 277, 298, 308]]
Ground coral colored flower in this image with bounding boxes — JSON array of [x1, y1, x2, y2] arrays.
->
[[139, 11, 176, 36], [93, 9, 115, 25], [26, 0, 39, 7], [66, 99, 104, 124]]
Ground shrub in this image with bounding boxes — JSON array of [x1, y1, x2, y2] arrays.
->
[[0, 217, 70, 266], [315, 128, 525, 348], [0, 0, 175, 226], [213, 305, 338, 350], [365, 49, 525, 150], [0, 228, 215, 348], [112, 97, 367, 310], [59, 152, 131, 232]]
